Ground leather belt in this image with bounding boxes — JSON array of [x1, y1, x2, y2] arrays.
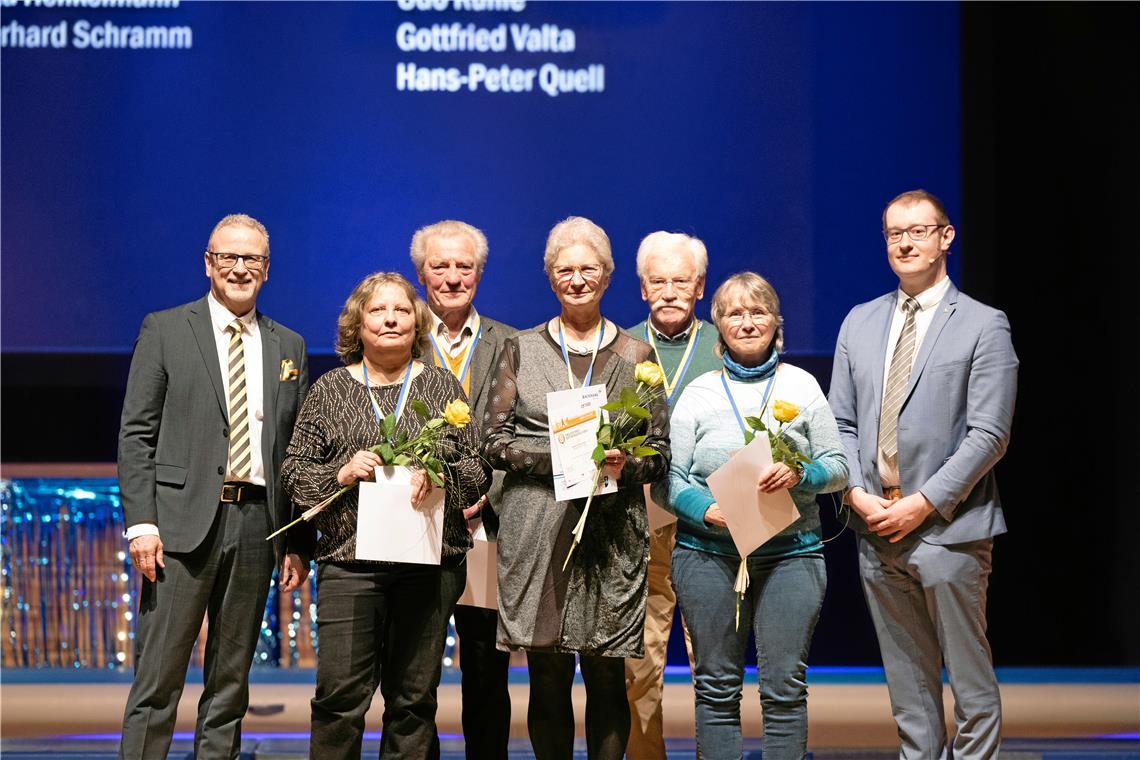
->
[[882, 485, 903, 500], [220, 482, 267, 504]]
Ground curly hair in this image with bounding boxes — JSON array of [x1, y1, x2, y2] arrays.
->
[[335, 272, 431, 365]]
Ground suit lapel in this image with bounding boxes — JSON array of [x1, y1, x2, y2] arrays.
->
[[469, 320, 496, 410], [901, 283, 958, 405], [189, 297, 227, 418], [260, 315, 281, 464], [869, 294, 895, 414]]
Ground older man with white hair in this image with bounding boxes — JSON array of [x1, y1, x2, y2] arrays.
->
[[624, 231, 723, 759], [410, 219, 516, 760]]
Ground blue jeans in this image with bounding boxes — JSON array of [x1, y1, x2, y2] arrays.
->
[[672, 546, 826, 760]]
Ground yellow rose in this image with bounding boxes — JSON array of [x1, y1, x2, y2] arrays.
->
[[443, 399, 471, 428], [635, 361, 665, 387], [772, 400, 800, 424]]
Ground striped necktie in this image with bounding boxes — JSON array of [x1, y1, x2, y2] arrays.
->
[[878, 297, 921, 462], [226, 319, 252, 481]]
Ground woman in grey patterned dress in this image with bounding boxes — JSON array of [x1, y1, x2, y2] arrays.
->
[[482, 217, 670, 760], [282, 272, 488, 760]]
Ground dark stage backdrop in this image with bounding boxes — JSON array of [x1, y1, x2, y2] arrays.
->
[[2, 1, 960, 354], [6, 3, 1138, 669]]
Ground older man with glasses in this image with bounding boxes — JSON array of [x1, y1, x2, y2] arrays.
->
[[624, 231, 723, 759], [118, 214, 309, 759]]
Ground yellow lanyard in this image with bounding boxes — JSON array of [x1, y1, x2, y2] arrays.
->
[[645, 320, 702, 405]]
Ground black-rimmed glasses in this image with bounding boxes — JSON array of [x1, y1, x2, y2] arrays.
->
[[207, 251, 269, 271], [882, 224, 945, 244]]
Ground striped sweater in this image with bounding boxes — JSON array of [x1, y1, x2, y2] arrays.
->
[[656, 362, 848, 558]]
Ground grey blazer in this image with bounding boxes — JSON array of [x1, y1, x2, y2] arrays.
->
[[118, 296, 309, 558], [828, 281, 1018, 545], [468, 315, 516, 534]]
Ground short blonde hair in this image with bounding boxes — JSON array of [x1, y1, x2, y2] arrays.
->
[[543, 216, 614, 281], [710, 272, 785, 355], [409, 220, 489, 275], [207, 213, 269, 256], [635, 231, 708, 279], [335, 272, 432, 364]]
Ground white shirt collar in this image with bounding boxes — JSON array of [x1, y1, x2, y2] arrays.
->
[[429, 305, 479, 341], [896, 275, 951, 314], [207, 292, 257, 335]]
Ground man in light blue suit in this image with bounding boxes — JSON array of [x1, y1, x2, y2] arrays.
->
[[829, 190, 1018, 760]]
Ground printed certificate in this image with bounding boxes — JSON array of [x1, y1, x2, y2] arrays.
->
[[547, 385, 619, 502]]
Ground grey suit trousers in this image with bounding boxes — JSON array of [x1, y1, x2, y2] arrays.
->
[[119, 499, 274, 760], [857, 535, 1001, 760]]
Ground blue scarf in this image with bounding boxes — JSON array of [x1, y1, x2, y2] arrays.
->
[[723, 349, 779, 382]]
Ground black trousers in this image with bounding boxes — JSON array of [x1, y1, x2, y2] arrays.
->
[[119, 498, 274, 760], [310, 561, 444, 760], [454, 605, 512, 759]]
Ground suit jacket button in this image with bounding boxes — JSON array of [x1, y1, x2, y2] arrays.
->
[[223, 428, 229, 438], [217, 466, 225, 475]]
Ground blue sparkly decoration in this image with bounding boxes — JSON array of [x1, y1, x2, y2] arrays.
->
[[2, 477, 460, 671]]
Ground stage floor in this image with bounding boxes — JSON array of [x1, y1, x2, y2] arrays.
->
[[2, 668, 1137, 758]]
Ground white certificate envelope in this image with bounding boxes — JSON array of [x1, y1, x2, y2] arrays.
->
[[547, 385, 619, 502], [706, 437, 800, 557], [645, 484, 678, 531], [457, 519, 498, 610], [355, 465, 444, 565]]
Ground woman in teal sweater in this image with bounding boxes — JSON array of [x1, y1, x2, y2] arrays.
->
[[659, 272, 848, 760]]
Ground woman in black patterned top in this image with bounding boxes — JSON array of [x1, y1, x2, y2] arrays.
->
[[282, 272, 488, 760]]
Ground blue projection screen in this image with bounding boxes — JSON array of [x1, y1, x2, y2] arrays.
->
[[2, 1, 960, 355]]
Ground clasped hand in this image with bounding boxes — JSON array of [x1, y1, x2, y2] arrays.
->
[[849, 487, 935, 543]]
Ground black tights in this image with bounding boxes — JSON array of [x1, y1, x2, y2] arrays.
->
[[525, 650, 630, 760]]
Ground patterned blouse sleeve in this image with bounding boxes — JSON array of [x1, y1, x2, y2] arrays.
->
[[281, 377, 342, 511], [481, 336, 554, 477], [618, 368, 671, 486], [438, 372, 491, 511]]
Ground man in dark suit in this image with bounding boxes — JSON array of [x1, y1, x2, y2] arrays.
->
[[829, 190, 1018, 759], [118, 214, 309, 759], [411, 219, 516, 760]]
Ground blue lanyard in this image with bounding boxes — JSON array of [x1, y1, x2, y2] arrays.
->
[[645, 321, 701, 406], [428, 321, 482, 386], [719, 367, 777, 441], [558, 318, 605, 389], [362, 359, 415, 427]]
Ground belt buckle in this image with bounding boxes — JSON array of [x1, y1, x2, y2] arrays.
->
[[220, 484, 242, 503]]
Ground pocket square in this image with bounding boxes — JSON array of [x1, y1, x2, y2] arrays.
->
[[280, 358, 299, 381]]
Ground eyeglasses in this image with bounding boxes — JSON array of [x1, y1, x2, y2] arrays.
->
[[553, 265, 602, 283], [645, 277, 697, 294], [882, 224, 945, 244], [208, 251, 268, 271], [723, 308, 773, 327]]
